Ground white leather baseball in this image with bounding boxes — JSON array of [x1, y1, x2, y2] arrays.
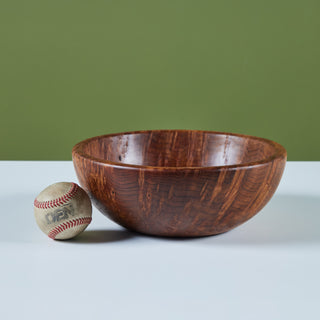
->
[[34, 182, 92, 240]]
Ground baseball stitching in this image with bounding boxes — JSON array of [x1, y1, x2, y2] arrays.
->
[[34, 183, 80, 209], [48, 217, 92, 239]]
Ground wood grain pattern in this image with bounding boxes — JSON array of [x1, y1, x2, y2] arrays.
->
[[72, 130, 287, 237]]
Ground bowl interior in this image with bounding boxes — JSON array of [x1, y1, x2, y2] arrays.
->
[[79, 130, 281, 168]]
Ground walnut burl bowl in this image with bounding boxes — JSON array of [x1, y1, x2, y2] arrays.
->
[[72, 130, 286, 237]]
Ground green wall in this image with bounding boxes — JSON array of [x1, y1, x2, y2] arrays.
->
[[1, 0, 319, 160]]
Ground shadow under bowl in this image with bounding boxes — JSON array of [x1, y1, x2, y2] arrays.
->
[[72, 130, 287, 237]]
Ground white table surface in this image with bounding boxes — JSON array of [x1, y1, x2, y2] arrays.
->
[[0, 161, 319, 320]]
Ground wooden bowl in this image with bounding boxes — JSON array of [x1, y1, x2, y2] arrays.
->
[[72, 130, 287, 237]]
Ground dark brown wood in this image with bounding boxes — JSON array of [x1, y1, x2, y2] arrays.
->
[[72, 130, 287, 237]]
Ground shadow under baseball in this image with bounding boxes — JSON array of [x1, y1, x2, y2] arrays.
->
[[68, 229, 135, 244]]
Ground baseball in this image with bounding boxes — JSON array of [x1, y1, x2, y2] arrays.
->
[[34, 182, 92, 240]]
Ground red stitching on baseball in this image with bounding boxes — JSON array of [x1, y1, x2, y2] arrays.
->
[[48, 217, 92, 239], [34, 183, 80, 209]]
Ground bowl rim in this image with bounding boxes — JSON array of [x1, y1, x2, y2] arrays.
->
[[72, 129, 287, 170]]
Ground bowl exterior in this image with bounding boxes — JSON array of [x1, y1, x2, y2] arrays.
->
[[72, 153, 286, 237]]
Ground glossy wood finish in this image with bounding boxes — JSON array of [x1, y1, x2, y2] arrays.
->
[[72, 130, 287, 237]]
